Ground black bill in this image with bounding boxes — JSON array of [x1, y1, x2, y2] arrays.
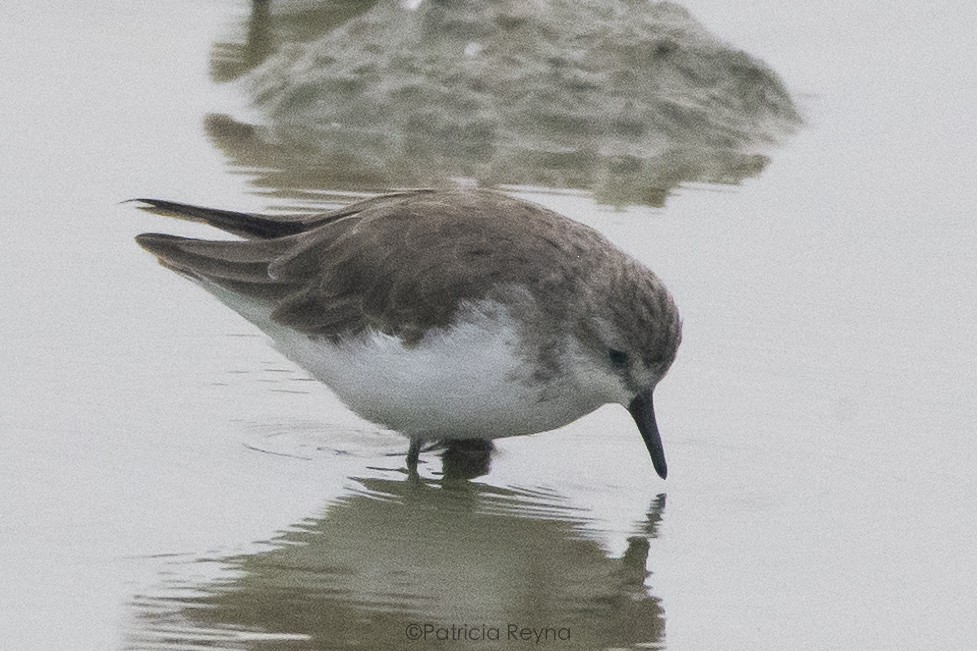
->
[[628, 390, 667, 479]]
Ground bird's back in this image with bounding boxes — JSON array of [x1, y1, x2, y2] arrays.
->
[[136, 189, 623, 344]]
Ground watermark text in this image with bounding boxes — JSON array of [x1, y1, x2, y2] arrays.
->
[[405, 623, 571, 644]]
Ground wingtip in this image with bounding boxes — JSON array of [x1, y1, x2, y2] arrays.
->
[[134, 232, 181, 256], [123, 197, 309, 239], [134, 233, 203, 279], [126, 198, 186, 218], [122, 197, 170, 210]]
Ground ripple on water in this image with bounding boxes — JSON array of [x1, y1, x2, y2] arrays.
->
[[240, 419, 405, 461], [125, 475, 667, 650]]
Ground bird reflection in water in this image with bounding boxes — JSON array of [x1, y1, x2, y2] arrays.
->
[[128, 472, 667, 649]]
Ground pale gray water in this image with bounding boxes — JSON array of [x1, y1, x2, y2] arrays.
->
[[1, 1, 976, 650]]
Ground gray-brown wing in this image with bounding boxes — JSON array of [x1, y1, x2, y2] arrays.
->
[[267, 190, 612, 343], [133, 189, 445, 308]]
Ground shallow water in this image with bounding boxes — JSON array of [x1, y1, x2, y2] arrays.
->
[[2, 1, 976, 650]]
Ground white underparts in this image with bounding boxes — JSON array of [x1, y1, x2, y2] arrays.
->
[[201, 284, 609, 439]]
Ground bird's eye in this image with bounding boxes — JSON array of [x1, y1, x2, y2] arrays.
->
[[608, 348, 629, 369]]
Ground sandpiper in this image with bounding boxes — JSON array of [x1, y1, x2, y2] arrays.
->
[[134, 189, 682, 478]]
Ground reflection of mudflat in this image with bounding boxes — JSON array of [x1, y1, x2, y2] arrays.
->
[[208, 0, 800, 207], [127, 477, 666, 649], [210, 0, 380, 84]]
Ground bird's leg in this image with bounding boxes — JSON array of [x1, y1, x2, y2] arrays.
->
[[406, 438, 421, 470]]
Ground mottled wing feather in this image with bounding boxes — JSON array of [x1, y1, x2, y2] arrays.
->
[[267, 190, 613, 341], [134, 233, 295, 283]]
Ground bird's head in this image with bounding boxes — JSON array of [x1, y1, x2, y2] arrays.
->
[[571, 259, 682, 479]]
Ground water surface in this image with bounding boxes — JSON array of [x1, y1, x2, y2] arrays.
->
[[1, 1, 975, 650]]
